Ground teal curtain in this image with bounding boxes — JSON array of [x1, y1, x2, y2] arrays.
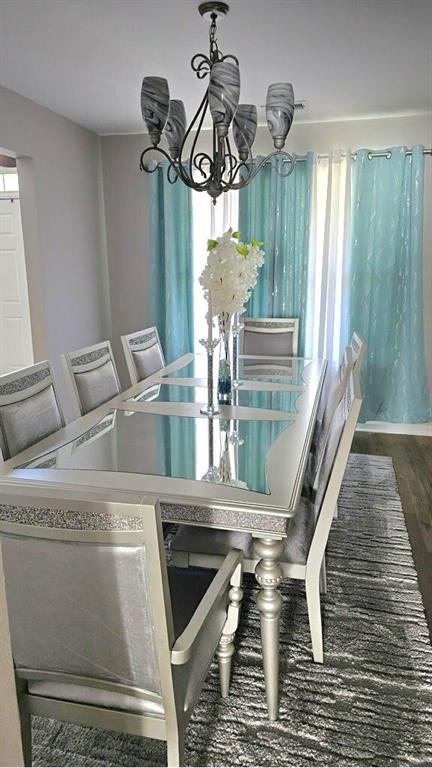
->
[[239, 153, 314, 355], [149, 163, 194, 363], [149, 163, 195, 475], [348, 146, 431, 423]]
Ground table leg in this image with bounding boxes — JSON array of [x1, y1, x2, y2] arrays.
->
[[253, 536, 284, 721]]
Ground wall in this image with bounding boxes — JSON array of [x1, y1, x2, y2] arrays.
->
[[102, 113, 432, 390], [0, 85, 110, 419], [101, 133, 152, 384]]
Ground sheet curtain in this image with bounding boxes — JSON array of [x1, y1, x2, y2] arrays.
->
[[149, 162, 196, 476], [239, 153, 314, 356], [348, 146, 431, 422]]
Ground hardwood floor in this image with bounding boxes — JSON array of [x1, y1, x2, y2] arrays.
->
[[352, 432, 432, 643]]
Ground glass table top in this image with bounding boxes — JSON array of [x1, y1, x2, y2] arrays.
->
[[18, 408, 295, 495], [126, 382, 302, 413], [162, 354, 311, 386]]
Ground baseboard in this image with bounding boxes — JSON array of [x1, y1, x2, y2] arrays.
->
[[356, 421, 432, 437]]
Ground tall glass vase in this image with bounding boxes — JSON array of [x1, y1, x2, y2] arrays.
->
[[218, 313, 232, 405]]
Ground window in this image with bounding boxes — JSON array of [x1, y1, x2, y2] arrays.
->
[[0, 172, 19, 193], [190, 154, 349, 365], [310, 154, 350, 364]]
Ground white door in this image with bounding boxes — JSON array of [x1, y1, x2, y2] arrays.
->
[[0, 198, 33, 375]]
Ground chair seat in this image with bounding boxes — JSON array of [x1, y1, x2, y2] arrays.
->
[[27, 566, 215, 716], [171, 497, 315, 566]]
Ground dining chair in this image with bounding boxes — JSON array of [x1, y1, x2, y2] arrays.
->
[[170, 367, 362, 664], [62, 340, 121, 418], [350, 331, 367, 372], [0, 361, 64, 462], [0, 494, 243, 767], [307, 346, 354, 493], [242, 317, 299, 357], [121, 326, 165, 385]]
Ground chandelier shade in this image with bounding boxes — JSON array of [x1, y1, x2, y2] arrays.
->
[[208, 61, 241, 137], [139, 2, 296, 201], [141, 77, 170, 146], [266, 82, 295, 149], [164, 100, 187, 159], [233, 104, 258, 160]]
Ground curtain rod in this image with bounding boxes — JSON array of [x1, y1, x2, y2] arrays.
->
[[294, 148, 432, 163], [150, 147, 432, 169]]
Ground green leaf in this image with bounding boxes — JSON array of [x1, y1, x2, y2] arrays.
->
[[232, 230, 241, 239], [207, 239, 218, 251], [251, 238, 264, 248], [236, 244, 249, 256]]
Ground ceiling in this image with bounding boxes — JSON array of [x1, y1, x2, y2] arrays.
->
[[0, 0, 431, 135]]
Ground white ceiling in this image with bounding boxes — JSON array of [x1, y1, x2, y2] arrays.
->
[[0, 0, 431, 135]]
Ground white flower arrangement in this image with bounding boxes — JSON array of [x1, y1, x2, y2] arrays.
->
[[199, 228, 265, 330]]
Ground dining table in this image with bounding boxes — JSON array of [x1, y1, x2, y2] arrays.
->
[[0, 352, 327, 721]]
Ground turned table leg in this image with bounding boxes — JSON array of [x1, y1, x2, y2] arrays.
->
[[253, 536, 284, 721]]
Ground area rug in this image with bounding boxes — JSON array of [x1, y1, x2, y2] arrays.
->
[[32, 454, 432, 767]]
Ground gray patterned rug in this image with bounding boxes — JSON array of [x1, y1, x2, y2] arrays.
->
[[32, 454, 432, 767]]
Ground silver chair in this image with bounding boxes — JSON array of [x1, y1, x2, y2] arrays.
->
[[350, 331, 367, 373], [242, 317, 299, 357], [307, 346, 354, 491], [171, 368, 362, 664], [62, 340, 121, 418], [0, 361, 64, 461], [121, 326, 165, 385], [0, 494, 243, 767]]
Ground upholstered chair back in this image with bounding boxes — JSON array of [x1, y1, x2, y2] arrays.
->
[[312, 347, 354, 478], [0, 497, 170, 701], [242, 318, 299, 357], [62, 341, 121, 418], [314, 368, 361, 513], [121, 326, 165, 385], [351, 331, 367, 373], [0, 361, 64, 461]]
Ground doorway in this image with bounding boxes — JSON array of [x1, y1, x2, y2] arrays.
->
[[0, 161, 34, 375]]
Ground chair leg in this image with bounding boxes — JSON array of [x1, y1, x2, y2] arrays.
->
[[306, 573, 323, 664], [167, 731, 185, 768], [319, 555, 327, 595], [217, 568, 243, 698], [333, 503, 338, 519], [217, 633, 235, 698]]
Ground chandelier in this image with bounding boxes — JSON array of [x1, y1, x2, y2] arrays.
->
[[139, 1, 296, 202]]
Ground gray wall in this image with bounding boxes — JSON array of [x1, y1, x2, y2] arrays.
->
[[100, 134, 151, 385], [0, 85, 110, 419]]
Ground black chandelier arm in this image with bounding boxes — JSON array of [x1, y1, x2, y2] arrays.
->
[[224, 130, 254, 185], [228, 150, 296, 190], [194, 152, 214, 178], [139, 145, 179, 177], [188, 95, 211, 182], [191, 53, 212, 80], [224, 135, 238, 185], [215, 133, 225, 186], [229, 159, 251, 185], [219, 52, 239, 66], [176, 89, 212, 189]]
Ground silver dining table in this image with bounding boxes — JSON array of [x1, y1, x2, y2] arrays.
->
[[0, 352, 327, 720]]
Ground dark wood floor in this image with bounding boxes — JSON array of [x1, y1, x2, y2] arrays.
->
[[352, 431, 432, 643]]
